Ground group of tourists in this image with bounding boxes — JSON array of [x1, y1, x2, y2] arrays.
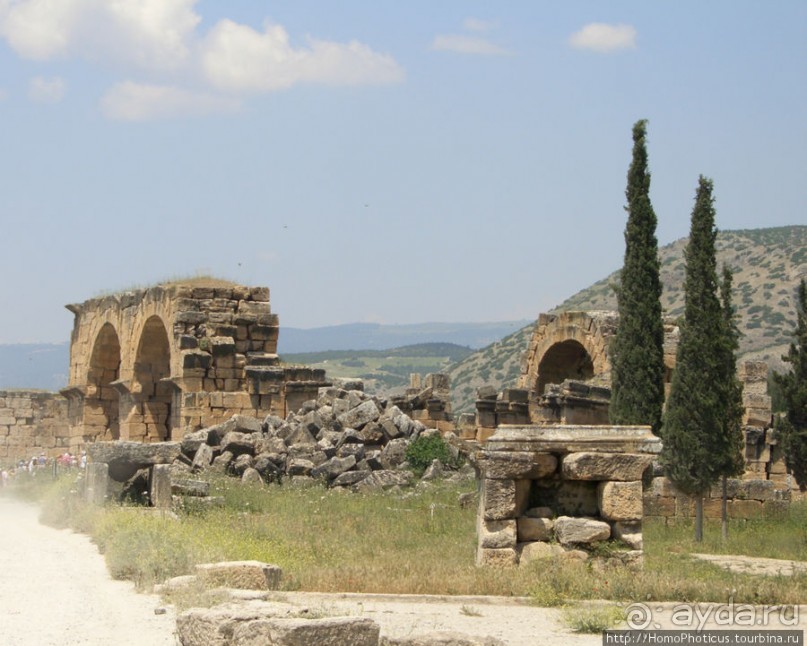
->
[[0, 450, 87, 486]]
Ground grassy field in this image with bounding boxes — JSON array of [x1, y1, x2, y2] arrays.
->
[[281, 343, 473, 393], [11, 473, 807, 607]]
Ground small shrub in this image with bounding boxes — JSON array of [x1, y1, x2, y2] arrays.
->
[[405, 435, 460, 473]]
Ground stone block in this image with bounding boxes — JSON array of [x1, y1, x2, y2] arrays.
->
[[517, 517, 553, 542], [337, 400, 380, 430], [478, 451, 557, 480], [85, 462, 108, 505], [562, 452, 652, 481], [729, 499, 765, 520], [196, 561, 282, 591], [478, 519, 517, 550], [482, 478, 530, 521], [475, 548, 518, 567], [648, 477, 678, 497], [172, 478, 210, 497], [149, 464, 172, 508], [612, 521, 643, 550], [597, 480, 643, 521], [517, 541, 566, 566], [554, 516, 611, 546]]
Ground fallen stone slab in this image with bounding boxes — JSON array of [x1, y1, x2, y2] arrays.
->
[[196, 561, 283, 591], [171, 478, 210, 497], [175, 600, 304, 646], [231, 616, 380, 646], [176, 601, 379, 646], [87, 441, 182, 482], [553, 516, 611, 546]]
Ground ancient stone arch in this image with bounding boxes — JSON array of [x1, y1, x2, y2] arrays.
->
[[518, 311, 616, 396], [61, 281, 328, 448], [515, 311, 678, 425], [84, 322, 121, 441]]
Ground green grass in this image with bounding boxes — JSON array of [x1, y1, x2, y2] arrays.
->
[[16, 474, 807, 605], [562, 604, 625, 633]]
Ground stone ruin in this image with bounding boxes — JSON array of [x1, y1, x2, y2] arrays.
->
[[469, 309, 790, 551], [83, 378, 473, 509], [60, 281, 328, 449], [477, 424, 660, 569]]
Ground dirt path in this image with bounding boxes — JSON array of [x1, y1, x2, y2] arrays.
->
[[0, 496, 176, 646]]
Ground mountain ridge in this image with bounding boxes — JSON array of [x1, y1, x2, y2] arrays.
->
[[448, 225, 807, 414]]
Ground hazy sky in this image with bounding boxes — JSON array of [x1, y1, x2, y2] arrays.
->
[[0, 1, 804, 343]]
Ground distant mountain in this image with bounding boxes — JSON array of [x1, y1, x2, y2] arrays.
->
[[448, 226, 807, 413], [277, 321, 531, 354], [0, 343, 69, 391], [0, 322, 529, 391]]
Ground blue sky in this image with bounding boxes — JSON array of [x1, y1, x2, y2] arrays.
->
[[0, 1, 804, 343]]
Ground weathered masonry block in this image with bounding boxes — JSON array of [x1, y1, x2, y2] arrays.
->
[[0, 390, 69, 462], [477, 425, 660, 569], [61, 281, 329, 451]]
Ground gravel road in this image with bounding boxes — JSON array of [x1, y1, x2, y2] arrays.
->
[[0, 497, 176, 646]]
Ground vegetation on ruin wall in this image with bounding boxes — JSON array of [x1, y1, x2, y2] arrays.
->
[[9, 474, 807, 606], [448, 225, 807, 414]]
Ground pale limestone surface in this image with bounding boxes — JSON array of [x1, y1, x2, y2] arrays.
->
[[0, 497, 176, 645]]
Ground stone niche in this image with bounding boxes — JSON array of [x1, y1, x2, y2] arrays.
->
[[476, 424, 661, 569]]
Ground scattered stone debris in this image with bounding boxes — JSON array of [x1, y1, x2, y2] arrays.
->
[[173, 380, 473, 493]]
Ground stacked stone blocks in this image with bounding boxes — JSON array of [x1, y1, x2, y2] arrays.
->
[[0, 390, 69, 462], [476, 425, 660, 569]]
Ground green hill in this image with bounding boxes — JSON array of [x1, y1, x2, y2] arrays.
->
[[281, 342, 474, 395], [448, 225, 807, 414]]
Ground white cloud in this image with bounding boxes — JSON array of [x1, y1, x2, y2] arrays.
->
[[0, 0, 199, 70], [28, 75, 65, 102], [200, 20, 403, 92], [431, 34, 511, 56], [100, 81, 240, 121], [0, 1, 406, 119], [569, 23, 637, 53]]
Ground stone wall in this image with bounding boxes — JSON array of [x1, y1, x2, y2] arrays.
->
[[476, 424, 661, 569], [0, 390, 69, 463], [643, 476, 790, 523]]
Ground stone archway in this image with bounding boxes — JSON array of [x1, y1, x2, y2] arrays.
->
[[535, 339, 595, 395], [84, 323, 121, 441], [131, 315, 172, 442]]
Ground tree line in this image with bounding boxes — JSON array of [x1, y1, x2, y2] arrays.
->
[[609, 120, 807, 541]]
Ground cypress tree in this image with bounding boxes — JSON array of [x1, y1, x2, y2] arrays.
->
[[717, 265, 746, 539], [609, 120, 665, 435], [661, 176, 725, 541], [774, 279, 807, 491]]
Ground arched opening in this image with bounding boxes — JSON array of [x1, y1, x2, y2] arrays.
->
[[133, 316, 172, 442], [85, 323, 122, 440], [536, 339, 595, 395]]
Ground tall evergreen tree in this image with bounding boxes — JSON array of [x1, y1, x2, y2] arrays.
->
[[609, 120, 665, 435], [774, 279, 807, 491], [717, 265, 746, 539], [661, 176, 725, 541]]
